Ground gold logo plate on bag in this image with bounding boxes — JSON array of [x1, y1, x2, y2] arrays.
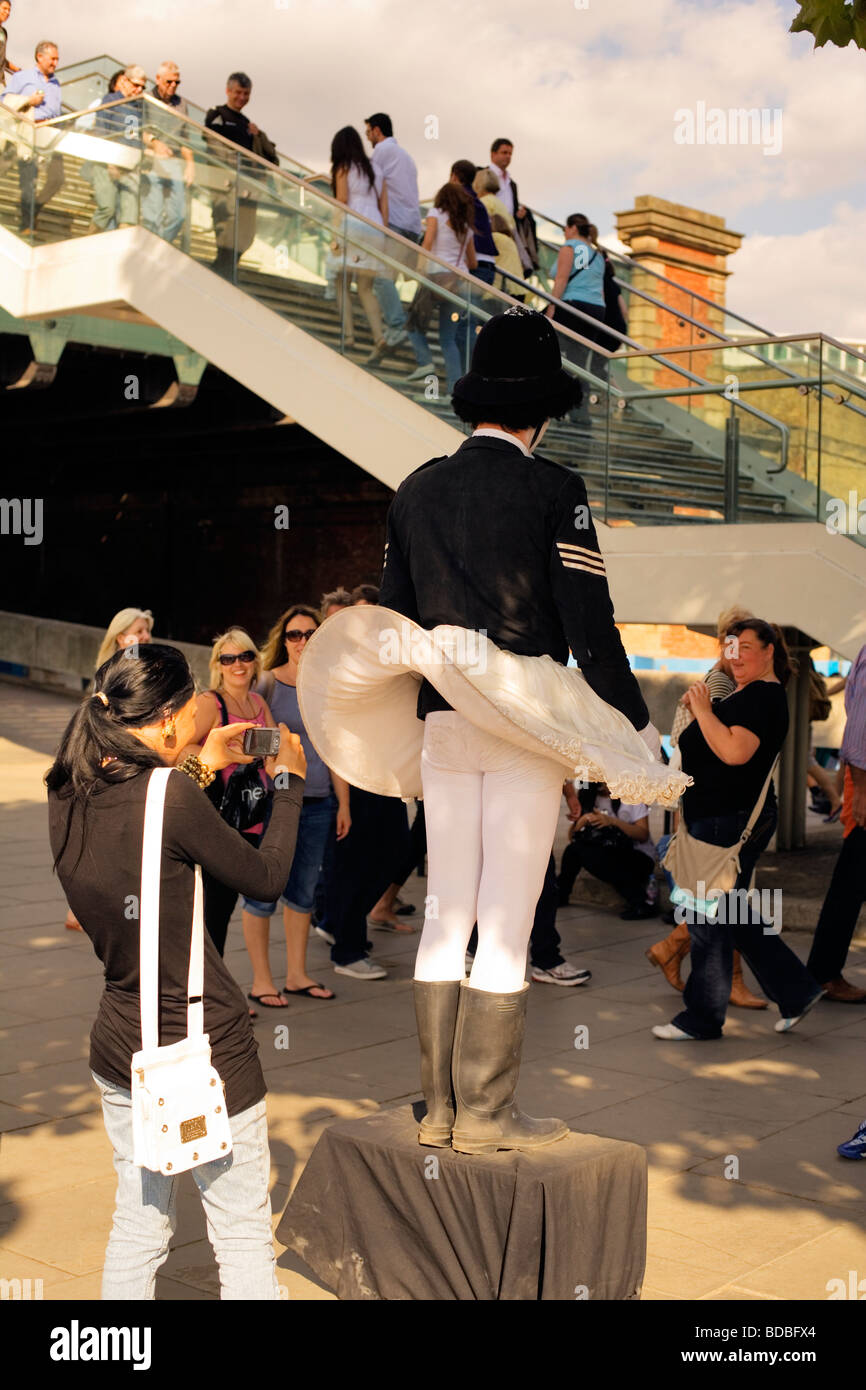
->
[[180, 1116, 207, 1143]]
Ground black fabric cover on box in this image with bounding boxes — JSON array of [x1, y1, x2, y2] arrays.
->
[[276, 1104, 646, 1300]]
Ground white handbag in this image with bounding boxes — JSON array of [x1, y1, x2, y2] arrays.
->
[[131, 767, 233, 1175]]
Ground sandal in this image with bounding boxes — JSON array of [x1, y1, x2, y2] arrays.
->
[[282, 982, 335, 1000], [248, 991, 289, 1009], [367, 916, 417, 933]]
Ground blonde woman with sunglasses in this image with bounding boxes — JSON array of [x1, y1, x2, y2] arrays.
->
[[183, 628, 277, 995]]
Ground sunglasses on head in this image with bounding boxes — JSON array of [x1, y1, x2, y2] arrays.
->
[[218, 650, 256, 666], [285, 628, 315, 642]]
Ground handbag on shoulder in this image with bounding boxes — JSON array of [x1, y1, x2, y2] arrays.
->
[[662, 758, 779, 920], [131, 767, 233, 1175], [205, 693, 271, 832]]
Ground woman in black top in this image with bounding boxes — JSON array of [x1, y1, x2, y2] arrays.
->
[[46, 644, 306, 1299], [653, 620, 822, 1041]]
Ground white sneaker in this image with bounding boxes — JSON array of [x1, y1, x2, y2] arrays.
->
[[531, 963, 592, 987], [652, 1022, 698, 1041], [313, 925, 335, 946], [774, 988, 825, 1032], [334, 958, 388, 980], [384, 327, 408, 347], [406, 363, 435, 382]]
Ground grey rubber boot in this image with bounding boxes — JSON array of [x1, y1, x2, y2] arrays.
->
[[413, 979, 462, 1147], [451, 980, 569, 1155]]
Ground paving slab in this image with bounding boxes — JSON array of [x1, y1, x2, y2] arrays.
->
[[3, 684, 866, 1302]]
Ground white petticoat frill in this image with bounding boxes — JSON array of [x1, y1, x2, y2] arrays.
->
[[296, 605, 691, 808]]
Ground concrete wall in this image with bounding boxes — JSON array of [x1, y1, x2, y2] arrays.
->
[[0, 610, 212, 692], [0, 611, 847, 743]]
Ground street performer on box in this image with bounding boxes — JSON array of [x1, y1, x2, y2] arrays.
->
[[297, 308, 688, 1155]]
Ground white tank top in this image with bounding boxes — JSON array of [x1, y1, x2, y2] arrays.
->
[[428, 207, 472, 272]]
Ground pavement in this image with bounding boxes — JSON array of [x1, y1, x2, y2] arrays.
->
[[1, 679, 865, 1302]]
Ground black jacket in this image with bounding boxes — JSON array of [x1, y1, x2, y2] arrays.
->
[[378, 435, 648, 729]]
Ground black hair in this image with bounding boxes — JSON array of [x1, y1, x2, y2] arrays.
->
[[108, 69, 124, 92], [227, 71, 252, 89], [351, 583, 380, 605], [46, 643, 195, 869], [450, 159, 478, 188], [365, 112, 393, 138], [577, 782, 620, 816], [330, 125, 375, 194], [724, 619, 796, 687], [490, 137, 513, 153]]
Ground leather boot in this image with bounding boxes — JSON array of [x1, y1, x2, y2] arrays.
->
[[413, 980, 461, 1147], [822, 975, 866, 1003], [729, 951, 767, 1008], [645, 920, 690, 992], [451, 981, 568, 1155]]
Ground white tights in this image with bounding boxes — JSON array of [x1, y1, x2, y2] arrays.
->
[[414, 712, 564, 993]]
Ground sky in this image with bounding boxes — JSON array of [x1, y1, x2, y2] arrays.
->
[[9, 0, 866, 336]]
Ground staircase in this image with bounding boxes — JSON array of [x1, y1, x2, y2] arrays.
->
[[1, 87, 866, 655]]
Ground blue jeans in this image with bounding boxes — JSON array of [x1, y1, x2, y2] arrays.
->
[[141, 159, 186, 243], [373, 224, 422, 342], [407, 297, 468, 393], [672, 804, 820, 1039], [93, 1072, 280, 1300], [473, 259, 496, 286], [244, 793, 335, 916]]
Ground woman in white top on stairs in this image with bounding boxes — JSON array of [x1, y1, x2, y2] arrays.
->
[[406, 182, 477, 393], [330, 125, 389, 365]]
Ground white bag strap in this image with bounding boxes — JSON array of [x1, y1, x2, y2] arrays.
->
[[140, 768, 206, 1050]]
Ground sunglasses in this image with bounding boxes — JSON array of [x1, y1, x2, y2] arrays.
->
[[285, 629, 315, 642], [218, 650, 256, 666]]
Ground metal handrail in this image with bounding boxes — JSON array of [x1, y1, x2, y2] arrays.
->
[[494, 268, 790, 466], [537, 226, 866, 379]]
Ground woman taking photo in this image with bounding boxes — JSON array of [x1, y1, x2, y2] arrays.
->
[[66, 607, 156, 932], [330, 124, 389, 363], [46, 643, 306, 1299], [242, 604, 351, 1002], [653, 619, 823, 1041], [648, 605, 767, 1008], [406, 182, 477, 393]]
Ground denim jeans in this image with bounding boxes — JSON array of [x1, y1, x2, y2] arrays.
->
[[244, 793, 336, 916], [672, 804, 820, 1038], [373, 223, 422, 337], [473, 259, 496, 286], [140, 158, 186, 243], [93, 1072, 280, 1300]]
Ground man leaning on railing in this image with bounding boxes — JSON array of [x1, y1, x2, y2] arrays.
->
[[0, 38, 64, 234]]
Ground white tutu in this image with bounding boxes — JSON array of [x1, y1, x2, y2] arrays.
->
[[297, 605, 690, 808]]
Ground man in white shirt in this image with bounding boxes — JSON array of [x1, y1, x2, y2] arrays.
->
[[365, 112, 423, 354], [488, 137, 538, 274]]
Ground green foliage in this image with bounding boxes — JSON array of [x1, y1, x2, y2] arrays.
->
[[790, 0, 866, 49]]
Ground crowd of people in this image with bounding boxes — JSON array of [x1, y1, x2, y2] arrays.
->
[[0, 34, 627, 394]]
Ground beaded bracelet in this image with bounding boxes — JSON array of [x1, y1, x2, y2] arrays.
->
[[177, 753, 217, 790]]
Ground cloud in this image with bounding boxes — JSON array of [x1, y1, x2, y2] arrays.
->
[[8, 0, 865, 336], [728, 203, 866, 340]]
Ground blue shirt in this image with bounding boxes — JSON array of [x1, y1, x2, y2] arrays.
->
[[259, 676, 332, 798], [2, 66, 62, 121], [370, 136, 422, 238], [464, 186, 496, 259], [562, 241, 606, 307]]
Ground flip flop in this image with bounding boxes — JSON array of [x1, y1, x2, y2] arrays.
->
[[367, 917, 416, 933], [282, 983, 335, 1000], [248, 991, 289, 1009]]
